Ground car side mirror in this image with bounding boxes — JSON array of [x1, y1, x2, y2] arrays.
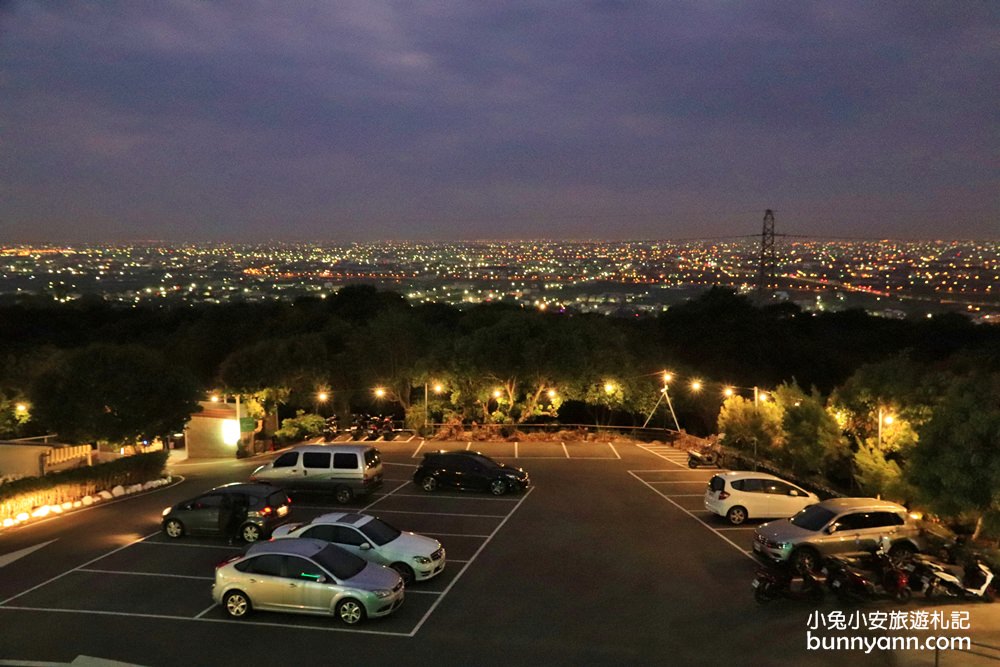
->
[[360, 543, 371, 551], [315, 575, 328, 584], [789, 490, 799, 497], [826, 524, 837, 535]]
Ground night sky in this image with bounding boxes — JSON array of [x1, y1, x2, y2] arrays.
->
[[1, 1, 997, 242]]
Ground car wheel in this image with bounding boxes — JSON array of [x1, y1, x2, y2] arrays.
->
[[163, 519, 185, 539], [240, 523, 262, 543], [391, 563, 415, 585], [334, 486, 354, 504], [889, 542, 916, 566], [420, 476, 438, 492], [223, 590, 251, 618], [490, 479, 509, 496], [790, 547, 820, 573], [336, 598, 366, 625], [726, 506, 748, 526]]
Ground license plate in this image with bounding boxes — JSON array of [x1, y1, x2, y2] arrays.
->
[[277, 506, 288, 517]]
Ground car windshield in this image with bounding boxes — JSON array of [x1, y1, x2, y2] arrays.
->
[[789, 505, 837, 531], [359, 517, 402, 546], [313, 544, 367, 580]]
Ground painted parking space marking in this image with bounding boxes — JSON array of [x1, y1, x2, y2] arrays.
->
[[0, 472, 531, 638], [629, 470, 754, 561]]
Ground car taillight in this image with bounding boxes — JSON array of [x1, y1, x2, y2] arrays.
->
[[260, 506, 273, 516], [718, 491, 730, 500]]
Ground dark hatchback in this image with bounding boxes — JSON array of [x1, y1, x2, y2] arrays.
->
[[161, 483, 291, 543], [413, 451, 529, 496]]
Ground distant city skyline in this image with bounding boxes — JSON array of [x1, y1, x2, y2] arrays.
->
[[1, 2, 998, 242]]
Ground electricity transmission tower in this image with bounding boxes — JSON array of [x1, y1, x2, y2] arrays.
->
[[756, 209, 776, 301]]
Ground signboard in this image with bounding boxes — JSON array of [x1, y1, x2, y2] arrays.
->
[[239, 417, 256, 432]]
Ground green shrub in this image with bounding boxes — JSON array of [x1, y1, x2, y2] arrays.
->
[[0, 451, 168, 519]]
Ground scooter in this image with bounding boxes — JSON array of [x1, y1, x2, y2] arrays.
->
[[920, 556, 996, 602], [825, 540, 912, 603], [752, 561, 825, 604], [322, 415, 339, 442], [687, 447, 721, 468]]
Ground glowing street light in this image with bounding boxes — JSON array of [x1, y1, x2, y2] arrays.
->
[[878, 407, 894, 447], [723, 387, 734, 397], [547, 389, 557, 400], [604, 382, 616, 395], [317, 392, 329, 402], [492, 389, 502, 399], [374, 387, 386, 399], [15, 403, 28, 414], [690, 380, 702, 392]]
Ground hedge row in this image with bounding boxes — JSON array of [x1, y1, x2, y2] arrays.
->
[[0, 450, 169, 519]]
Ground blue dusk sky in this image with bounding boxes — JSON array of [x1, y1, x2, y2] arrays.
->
[[1, 1, 997, 242]]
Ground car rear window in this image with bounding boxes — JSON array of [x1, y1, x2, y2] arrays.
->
[[266, 491, 288, 508], [364, 448, 380, 468], [709, 476, 726, 492]]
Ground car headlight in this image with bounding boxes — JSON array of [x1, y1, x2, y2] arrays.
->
[[373, 589, 393, 599], [161, 507, 172, 516], [413, 556, 432, 565]]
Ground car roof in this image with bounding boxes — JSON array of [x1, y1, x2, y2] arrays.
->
[[815, 497, 907, 512], [714, 471, 790, 483], [209, 483, 279, 497], [427, 450, 488, 458], [280, 444, 376, 454], [305, 512, 374, 527], [246, 537, 329, 557]]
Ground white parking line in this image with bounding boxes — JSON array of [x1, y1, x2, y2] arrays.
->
[[514, 441, 518, 458], [421, 532, 491, 538], [383, 462, 419, 468], [561, 442, 569, 458], [645, 480, 707, 484], [136, 541, 242, 550], [382, 493, 520, 502], [465, 442, 472, 450], [409, 486, 534, 637], [608, 443, 621, 459], [78, 568, 213, 581], [0, 531, 161, 606], [628, 471, 754, 562], [667, 494, 706, 498], [372, 510, 508, 518], [411, 441, 425, 458], [361, 480, 410, 511]]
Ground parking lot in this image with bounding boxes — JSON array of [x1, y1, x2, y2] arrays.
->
[[630, 442, 760, 559], [0, 439, 623, 639]]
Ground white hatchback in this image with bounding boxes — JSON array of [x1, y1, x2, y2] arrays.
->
[[704, 471, 818, 525]]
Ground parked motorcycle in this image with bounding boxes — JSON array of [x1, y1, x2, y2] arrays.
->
[[752, 561, 825, 604], [378, 415, 395, 441], [914, 555, 996, 602], [687, 446, 722, 468], [322, 415, 339, 442], [825, 540, 912, 603], [350, 414, 369, 441]]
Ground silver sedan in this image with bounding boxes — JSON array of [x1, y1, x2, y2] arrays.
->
[[212, 537, 404, 624]]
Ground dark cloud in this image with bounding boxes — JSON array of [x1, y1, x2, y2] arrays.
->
[[1, 1, 997, 241]]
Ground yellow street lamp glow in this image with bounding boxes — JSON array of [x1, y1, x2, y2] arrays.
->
[[317, 392, 329, 402], [883, 415, 894, 425], [547, 389, 557, 399], [492, 389, 502, 399], [433, 384, 443, 393], [374, 387, 386, 399], [723, 387, 734, 397], [662, 372, 672, 384], [210, 395, 220, 403], [690, 380, 702, 392], [759, 392, 768, 402], [15, 403, 27, 413], [604, 382, 615, 394]]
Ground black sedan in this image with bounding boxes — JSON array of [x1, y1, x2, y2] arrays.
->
[[413, 450, 529, 496]]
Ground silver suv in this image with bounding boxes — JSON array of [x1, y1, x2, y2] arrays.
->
[[753, 497, 924, 571]]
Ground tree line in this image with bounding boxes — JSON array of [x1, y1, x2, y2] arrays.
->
[[1, 285, 998, 537]]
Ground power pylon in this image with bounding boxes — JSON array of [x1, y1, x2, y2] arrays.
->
[[756, 209, 776, 301]]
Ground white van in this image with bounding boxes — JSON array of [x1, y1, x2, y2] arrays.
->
[[250, 444, 383, 504]]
